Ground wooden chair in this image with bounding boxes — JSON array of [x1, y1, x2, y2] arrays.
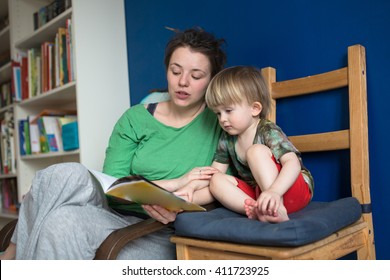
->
[[170, 44, 376, 260]]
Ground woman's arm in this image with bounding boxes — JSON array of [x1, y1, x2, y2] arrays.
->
[[154, 166, 220, 192], [103, 110, 139, 177]]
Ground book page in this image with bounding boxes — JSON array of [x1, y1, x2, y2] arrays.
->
[[108, 179, 205, 212], [89, 170, 205, 212], [89, 170, 117, 193]]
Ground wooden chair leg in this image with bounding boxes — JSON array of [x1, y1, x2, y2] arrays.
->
[[0, 219, 18, 252]]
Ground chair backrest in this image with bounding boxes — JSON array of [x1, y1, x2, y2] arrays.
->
[[261, 44, 375, 259]]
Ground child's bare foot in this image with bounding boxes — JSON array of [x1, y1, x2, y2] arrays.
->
[[244, 198, 257, 219], [244, 198, 289, 223]]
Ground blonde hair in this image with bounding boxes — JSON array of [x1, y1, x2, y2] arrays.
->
[[205, 66, 271, 118]]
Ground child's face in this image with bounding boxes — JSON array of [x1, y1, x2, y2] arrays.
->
[[213, 101, 261, 135]]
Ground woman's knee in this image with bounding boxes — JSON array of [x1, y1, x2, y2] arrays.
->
[[33, 163, 90, 191], [37, 162, 89, 182], [30, 162, 103, 206]]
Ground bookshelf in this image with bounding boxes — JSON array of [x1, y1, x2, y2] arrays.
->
[[0, 0, 16, 221], [0, 0, 130, 221]]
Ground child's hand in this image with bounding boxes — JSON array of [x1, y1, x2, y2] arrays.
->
[[257, 189, 282, 217], [174, 186, 195, 202], [174, 178, 211, 202]]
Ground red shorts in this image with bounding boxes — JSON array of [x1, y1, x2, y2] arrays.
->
[[236, 156, 312, 214]]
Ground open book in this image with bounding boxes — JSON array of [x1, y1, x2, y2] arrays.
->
[[89, 170, 205, 212]]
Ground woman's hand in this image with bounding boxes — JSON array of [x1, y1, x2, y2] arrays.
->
[[154, 166, 219, 192], [142, 204, 179, 224], [178, 166, 219, 187]]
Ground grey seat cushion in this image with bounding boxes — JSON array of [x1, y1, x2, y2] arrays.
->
[[174, 197, 361, 246]]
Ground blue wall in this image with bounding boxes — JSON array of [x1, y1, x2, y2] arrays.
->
[[124, 0, 390, 259]]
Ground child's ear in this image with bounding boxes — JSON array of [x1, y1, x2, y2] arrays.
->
[[251, 102, 262, 117]]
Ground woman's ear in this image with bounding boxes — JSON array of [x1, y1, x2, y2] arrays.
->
[[251, 102, 262, 117]]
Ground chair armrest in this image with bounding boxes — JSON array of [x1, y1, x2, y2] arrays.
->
[[94, 202, 220, 259], [94, 218, 170, 260], [0, 219, 18, 252]]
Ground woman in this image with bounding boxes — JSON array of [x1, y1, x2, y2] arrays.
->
[[0, 27, 227, 259]]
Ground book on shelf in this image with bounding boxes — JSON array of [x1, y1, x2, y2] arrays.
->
[[26, 16, 73, 94], [20, 110, 77, 155], [62, 120, 78, 151], [18, 119, 27, 156], [57, 115, 77, 126], [0, 82, 12, 108], [36, 55, 41, 96], [57, 27, 68, 86], [20, 54, 29, 100], [48, 42, 56, 91], [11, 60, 21, 102], [65, 17, 75, 82], [0, 111, 16, 174], [41, 41, 54, 93], [40, 116, 63, 152], [33, 0, 73, 30], [89, 170, 206, 212], [19, 119, 31, 155], [0, 178, 19, 212], [27, 48, 42, 98], [28, 115, 40, 154], [36, 117, 50, 153]]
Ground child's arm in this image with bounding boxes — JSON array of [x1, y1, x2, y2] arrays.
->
[[269, 152, 301, 196], [175, 161, 229, 203], [257, 152, 301, 215], [211, 161, 229, 173]]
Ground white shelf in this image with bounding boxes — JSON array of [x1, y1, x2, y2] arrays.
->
[[20, 149, 79, 160], [0, 173, 17, 179], [18, 81, 77, 109], [0, 102, 14, 115], [15, 8, 72, 50], [0, 208, 18, 219]]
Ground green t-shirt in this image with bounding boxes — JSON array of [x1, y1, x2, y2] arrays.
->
[[102, 104, 221, 213]]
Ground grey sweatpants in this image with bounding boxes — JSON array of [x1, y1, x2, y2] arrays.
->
[[11, 163, 176, 260]]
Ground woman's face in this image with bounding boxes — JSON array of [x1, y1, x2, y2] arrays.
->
[[167, 47, 212, 108]]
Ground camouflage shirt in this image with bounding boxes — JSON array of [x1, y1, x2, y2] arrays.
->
[[213, 118, 314, 193]]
